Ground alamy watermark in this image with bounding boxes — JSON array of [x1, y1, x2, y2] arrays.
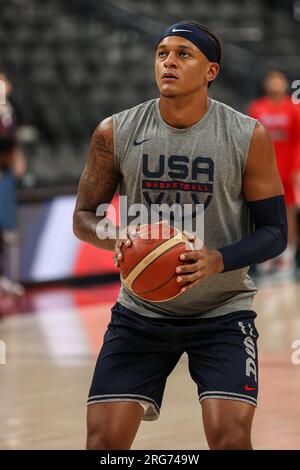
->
[[0, 340, 6, 365], [291, 80, 300, 104], [291, 340, 300, 365], [95, 196, 205, 243]]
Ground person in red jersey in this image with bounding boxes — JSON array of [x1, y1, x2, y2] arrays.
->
[[248, 70, 300, 274]]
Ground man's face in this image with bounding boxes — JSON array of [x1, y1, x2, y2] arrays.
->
[[155, 36, 219, 98], [264, 73, 289, 98]]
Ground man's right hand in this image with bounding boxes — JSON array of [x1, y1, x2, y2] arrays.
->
[[114, 226, 140, 267], [114, 220, 172, 267]]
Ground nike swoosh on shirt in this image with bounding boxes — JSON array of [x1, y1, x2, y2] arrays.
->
[[133, 137, 152, 146], [172, 27, 193, 33]]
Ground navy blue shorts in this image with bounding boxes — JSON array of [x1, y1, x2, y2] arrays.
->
[[88, 302, 259, 421]]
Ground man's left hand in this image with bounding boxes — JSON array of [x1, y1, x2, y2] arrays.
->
[[176, 231, 224, 292]]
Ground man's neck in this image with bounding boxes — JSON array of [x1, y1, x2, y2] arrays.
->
[[267, 94, 287, 104], [159, 90, 209, 129]]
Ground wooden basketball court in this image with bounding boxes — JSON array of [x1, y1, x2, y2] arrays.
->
[[0, 278, 300, 450]]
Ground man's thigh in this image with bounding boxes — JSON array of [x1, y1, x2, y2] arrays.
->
[[88, 302, 183, 421], [187, 310, 259, 407]]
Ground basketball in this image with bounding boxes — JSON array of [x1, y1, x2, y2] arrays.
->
[[118, 222, 193, 302]]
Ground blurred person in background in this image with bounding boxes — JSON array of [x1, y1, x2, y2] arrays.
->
[[0, 73, 26, 297], [248, 70, 300, 276]]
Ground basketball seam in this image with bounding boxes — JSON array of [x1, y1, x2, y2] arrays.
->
[[132, 240, 185, 294], [134, 272, 177, 295], [121, 234, 171, 277]]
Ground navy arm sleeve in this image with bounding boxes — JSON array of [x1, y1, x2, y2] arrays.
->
[[218, 195, 287, 272]]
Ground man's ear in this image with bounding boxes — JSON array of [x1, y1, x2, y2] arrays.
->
[[207, 62, 220, 83]]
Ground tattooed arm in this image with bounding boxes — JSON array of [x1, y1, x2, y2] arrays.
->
[[73, 117, 121, 251]]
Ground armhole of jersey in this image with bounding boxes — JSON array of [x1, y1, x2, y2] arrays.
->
[[242, 119, 258, 175]]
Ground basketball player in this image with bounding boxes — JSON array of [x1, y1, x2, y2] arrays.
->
[[73, 22, 287, 450], [248, 70, 300, 274]]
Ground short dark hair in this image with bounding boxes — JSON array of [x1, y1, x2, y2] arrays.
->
[[181, 20, 222, 88]]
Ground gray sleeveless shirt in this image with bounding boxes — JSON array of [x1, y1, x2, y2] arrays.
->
[[112, 97, 258, 319]]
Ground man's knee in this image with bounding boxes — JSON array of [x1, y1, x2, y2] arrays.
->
[[208, 426, 252, 450], [86, 401, 144, 450], [86, 430, 105, 450], [202, 399, 255, 450], [86, 427, 124, 450]]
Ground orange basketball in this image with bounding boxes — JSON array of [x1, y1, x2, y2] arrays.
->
[[118, 222, 193, 302]]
